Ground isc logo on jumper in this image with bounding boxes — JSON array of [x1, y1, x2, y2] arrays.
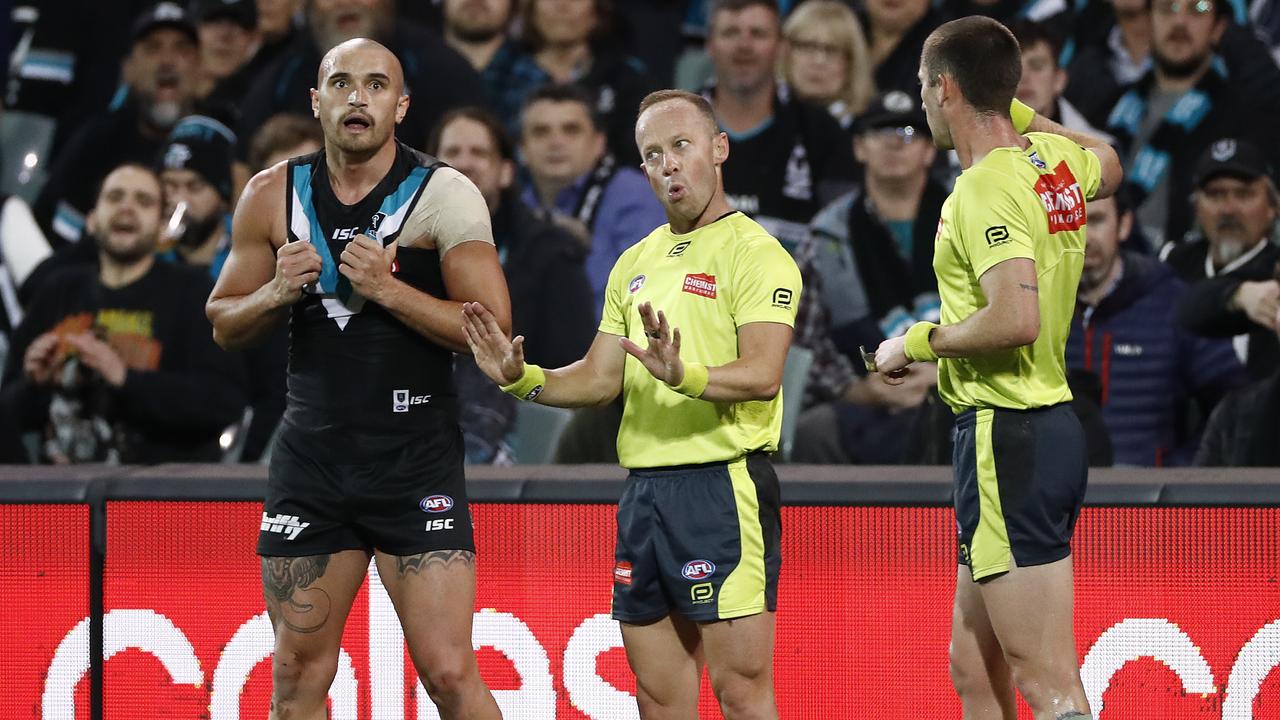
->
[[682, 273, 717, 299], [425, 518, 455, 532], [261, 512, 309, 541], [393, 390, 431, 412], [331, 227, 363, 241], [682, 559, 716, 580], [420, 495, 454, 513]]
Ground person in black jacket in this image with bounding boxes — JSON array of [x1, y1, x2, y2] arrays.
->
[[0, 163, 246, 464], [32, 3, 207, 246], [234, 0, 487, 161], [1168, 139, 1280, 380], [428, 107, 594, 462], [1196, 303, 1280, 466]]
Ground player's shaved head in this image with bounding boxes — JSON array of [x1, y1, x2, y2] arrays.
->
[[636, 90, 720, 138], [316, 38, 405, 94]]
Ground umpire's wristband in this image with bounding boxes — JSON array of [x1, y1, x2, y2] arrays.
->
[[500, 363, 547, 401], [670, 361, 709, 398], [904, 322, 940, 363], [1010, 98, 1036, 133]]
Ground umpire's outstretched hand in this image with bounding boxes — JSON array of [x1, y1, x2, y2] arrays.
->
[[620, 301, 686, 386], [462, 301, 524, 385]]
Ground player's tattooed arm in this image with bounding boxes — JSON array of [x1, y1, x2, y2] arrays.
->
[[262, 555, 332, 634], [1019, 283, 1039, 293], [396, 549, 475, 577]]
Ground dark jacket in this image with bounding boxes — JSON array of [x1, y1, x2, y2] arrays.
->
[[1168, 238, 1280, 381], [0, 261, 247, 463], [33, 98, 167, 246], [456, 197, 596, 464], [235, 22, 487, 158], [1066, 252, 1249, 466], [493, 197, 596, 367], [1195, 368, 1280, 466], [865, 7, 946, 97]]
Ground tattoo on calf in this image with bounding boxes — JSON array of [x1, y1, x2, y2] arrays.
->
[[396, 549, 476, 576], [262, 555, 332, 634], [1019, 283, 1039, 293]]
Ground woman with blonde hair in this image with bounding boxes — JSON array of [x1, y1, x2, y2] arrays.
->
[[780, 0, 876, 129]]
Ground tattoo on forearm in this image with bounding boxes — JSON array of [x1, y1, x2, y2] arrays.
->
[[396, 549, 475, 576], [1019, 283, 1039, 293], [262, 555, 332, 634]]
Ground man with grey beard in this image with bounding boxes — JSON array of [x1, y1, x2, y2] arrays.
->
[[235, 0, 485, 162], [1168, 139, 1280, 379], [32, 3, 210, 248]]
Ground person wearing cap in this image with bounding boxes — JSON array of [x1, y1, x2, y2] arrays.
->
[[191, 0, 260, 100], [31, 2, 215, 249], [157, 115, 238, 278], [160, 114, 287, 464], [1167, 138, 1280, 380], [788, 89, 946, 463], [1065, 188, 1248, 466]]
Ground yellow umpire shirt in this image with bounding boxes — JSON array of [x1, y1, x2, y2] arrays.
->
[[599, 211, 802, 469], [933, 132, 1101, 412]]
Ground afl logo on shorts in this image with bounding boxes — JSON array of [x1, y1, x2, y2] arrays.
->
[[629, 274, 646, 294], [420, 495, 454, 513], [682, 559, 716, 580]]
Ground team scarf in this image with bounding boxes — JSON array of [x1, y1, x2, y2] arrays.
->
[[1105, 58, 1230, 207]]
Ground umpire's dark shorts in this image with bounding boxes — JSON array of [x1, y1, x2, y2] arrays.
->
[[953, 404, 1087, 582], [612, 453, 781, 623]]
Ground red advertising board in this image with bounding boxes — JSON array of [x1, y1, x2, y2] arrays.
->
[[3, 502, 1279, 718]]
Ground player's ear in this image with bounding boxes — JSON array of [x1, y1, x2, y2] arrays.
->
[[713, 132, 729, 165], [395, 93, 410, 124], [310, 88, 320, 118]]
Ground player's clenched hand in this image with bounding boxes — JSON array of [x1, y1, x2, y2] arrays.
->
[[271, 241, 323, 307], [339, 234, 398, 304], [873, 335, 913, 386], [620, 301, 685, 386], [462, 302, 524, 385]]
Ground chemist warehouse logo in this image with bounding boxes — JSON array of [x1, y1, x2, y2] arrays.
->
[[682, 273, 717, 299]]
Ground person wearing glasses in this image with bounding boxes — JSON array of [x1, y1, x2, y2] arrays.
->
[[779, 0, 877, 130], [1103, 0, 1274, 251]]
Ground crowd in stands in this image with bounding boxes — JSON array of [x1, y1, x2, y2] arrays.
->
[[1, 0, 1278, 467]]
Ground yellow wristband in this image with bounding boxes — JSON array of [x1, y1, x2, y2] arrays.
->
[[904, 322, 940, 363], [499, 363, 547, 401], [1010, 98, 1035, 134], [671, 361, 709, 398]]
